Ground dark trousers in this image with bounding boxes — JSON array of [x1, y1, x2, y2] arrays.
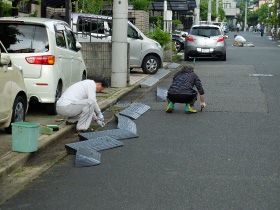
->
[[167, 93, 197, 104]]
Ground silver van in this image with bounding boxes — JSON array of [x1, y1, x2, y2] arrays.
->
[[71, 13, 164, 74]]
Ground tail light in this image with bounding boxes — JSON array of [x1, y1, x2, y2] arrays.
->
[[25, 55, 55, 65], [217, 36, 225, 42], [186, 36, 194, 42]]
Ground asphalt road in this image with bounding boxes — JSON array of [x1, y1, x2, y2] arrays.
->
[[1, 32, 280, 210]]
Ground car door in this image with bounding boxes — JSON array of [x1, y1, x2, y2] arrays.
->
[[55, 25, 72, 90], [0, 53, 12, 123], [127, 24, 142, 66], [64, 29, 82, 85]]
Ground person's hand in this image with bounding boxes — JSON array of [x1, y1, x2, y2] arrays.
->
[[96, 120, 105, 127], [200, 102, 206, 108], [97, 113, 104, 122]]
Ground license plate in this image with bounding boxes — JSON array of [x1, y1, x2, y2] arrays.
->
[[202, 49, 210, 53]]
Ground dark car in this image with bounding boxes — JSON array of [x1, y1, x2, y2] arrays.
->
[[172, 34, 185, 52]]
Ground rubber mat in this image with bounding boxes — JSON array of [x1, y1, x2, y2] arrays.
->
[[66, 136, 124, 154], [157, 87, 168, 102], [78, 128, 138, 141], [75, 147, 101, 167], [116, 114, 137, 135], [119, 102, 150, 119]]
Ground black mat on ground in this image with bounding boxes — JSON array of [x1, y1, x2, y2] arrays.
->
[[119, 102, 150, 119], [75, 147, 101, 167], [78, 129, 138, 141], [65, 136, 124, 154], [116, 114, 137, 135]]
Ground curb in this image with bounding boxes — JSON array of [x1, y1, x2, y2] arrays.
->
[[0, 63, 180, 182]]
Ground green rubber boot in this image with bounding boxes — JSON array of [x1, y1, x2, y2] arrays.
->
[[166, 102, 174, 113], [185, 103, 197, 114]]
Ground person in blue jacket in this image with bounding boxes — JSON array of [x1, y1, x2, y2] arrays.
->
[[166, 65, 205, 114]]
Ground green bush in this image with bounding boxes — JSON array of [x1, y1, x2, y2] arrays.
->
[[130, 0, 152, 12], [146, 20, 171, 48]]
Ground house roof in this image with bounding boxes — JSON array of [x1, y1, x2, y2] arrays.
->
[[149, 0, 197, 11]]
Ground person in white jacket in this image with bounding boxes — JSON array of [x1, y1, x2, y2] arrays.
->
[[232, 34, 246, 46], [56, 78, 108, 132]]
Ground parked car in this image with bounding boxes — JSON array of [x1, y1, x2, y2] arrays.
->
[[0, 41, 28, 134], [184, 24, 227, 61], [70, 13, 163, 74], [172, 34, 185, 52], [0, 17, 87, 115]]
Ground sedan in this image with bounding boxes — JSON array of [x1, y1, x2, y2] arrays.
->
[[172, 34, 185, 52], [184, 25, 227, 61]]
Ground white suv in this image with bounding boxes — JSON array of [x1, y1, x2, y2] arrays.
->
[[0, 17, 87, 114], [0, 41, 28, 134]]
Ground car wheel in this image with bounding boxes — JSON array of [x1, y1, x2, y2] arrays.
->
[[141, 55, 159, 74], [47, 82, 62, 115], [220, 52, 226, 61], [4, 95, 26, 134], [174, 40, 182, 52]]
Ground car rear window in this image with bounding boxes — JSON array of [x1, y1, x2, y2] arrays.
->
[[190, 27, 221, 37], [0, 23, 49, 53]]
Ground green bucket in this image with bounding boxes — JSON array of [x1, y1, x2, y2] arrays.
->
[[12, 122, 40, 153]]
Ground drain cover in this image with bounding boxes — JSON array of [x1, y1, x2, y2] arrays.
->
[[66, 136, 124, 154], [157, 87, 168, 102], [75, 147, 101, 167], [116, 114, 137, 134], [78, 128, 138, 141], [119, 102, 150, 119]]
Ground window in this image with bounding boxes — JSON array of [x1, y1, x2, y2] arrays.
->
[[223, 3, 231, 9], [191, 27, 221, 37], [127, 25, 138, 39], [65, 30, 76, 51], [0, 24, 49, 53], [77, 17, 105, 34], [56, 31, 66, 48]]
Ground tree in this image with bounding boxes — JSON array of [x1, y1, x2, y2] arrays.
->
[[200, 0, 225, 21]]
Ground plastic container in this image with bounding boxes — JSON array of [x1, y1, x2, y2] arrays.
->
[[12, 122, 40, 152]]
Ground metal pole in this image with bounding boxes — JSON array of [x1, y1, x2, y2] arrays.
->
[[207, 0, 211, 23], [111, 0, 128, 88], [216, 0, 219, 22], [164, 0, 167, 31], [194, 0, 200, 25], [244, 0, 247, 31]]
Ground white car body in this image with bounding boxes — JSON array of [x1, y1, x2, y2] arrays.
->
[[70, 13, 163, 74], [0, 17, 87, 114]]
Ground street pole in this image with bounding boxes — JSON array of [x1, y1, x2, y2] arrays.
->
[[163, 0, 167, 31], [111, 0, 128, 88], [216, 0, 219, 22], [207, 0, 211, 23], [244, 0, 247, 31], [194, 0, 200, 25]]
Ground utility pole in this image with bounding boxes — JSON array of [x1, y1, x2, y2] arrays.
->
[[194, 0, 200, 25], [111, 0, 128, 88], [216, 0, 219, 21], [207, 0, 211, 23], [244, 0, 247, 31]]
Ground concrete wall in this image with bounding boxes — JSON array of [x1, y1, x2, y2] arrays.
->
[[80, 42, 130, 86]]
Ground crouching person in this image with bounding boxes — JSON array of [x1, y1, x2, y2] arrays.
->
[[166, 65, 205, 114], [56, 78, 108, 132]]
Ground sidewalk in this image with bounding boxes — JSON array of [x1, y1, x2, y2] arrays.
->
[[0, 63, 179, 182]]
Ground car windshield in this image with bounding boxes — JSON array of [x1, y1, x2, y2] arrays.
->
[[190, 27, 221, 37], [0, 23, 49, 53]]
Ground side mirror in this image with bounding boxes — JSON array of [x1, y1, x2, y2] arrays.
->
[[181, 33, 187, 38], [0, 53, 11, 65], [224, 35, 228, 39], [76, 42, 82, 51]]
